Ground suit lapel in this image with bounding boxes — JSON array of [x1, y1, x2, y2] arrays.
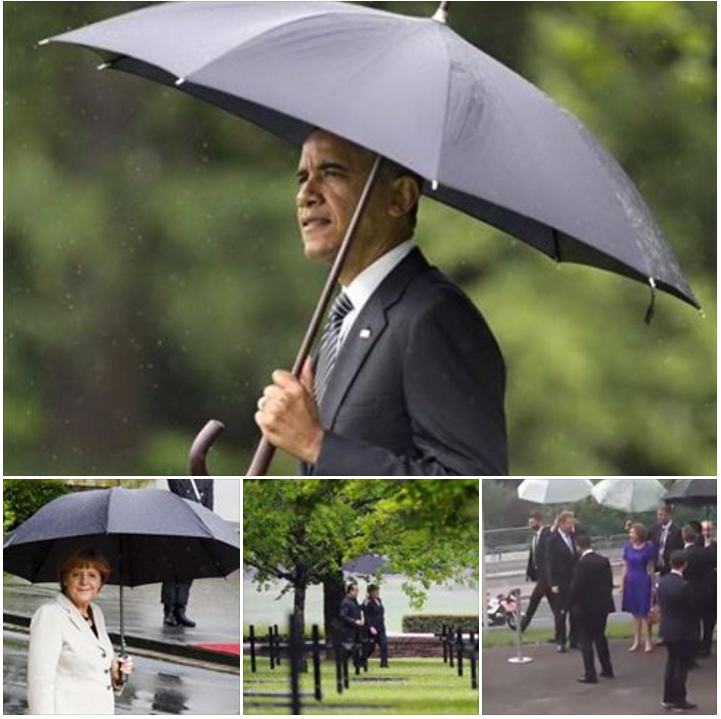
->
[[318, 248, 431, 429]]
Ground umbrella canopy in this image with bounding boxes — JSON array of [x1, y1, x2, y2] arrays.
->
[[342, 555, 387, 575], [42, 1, 697, 309], [591, 478, 666, 513], [663, 479, 717, 508], [3, 487, 240, 585], [517, 478, 594, 505]]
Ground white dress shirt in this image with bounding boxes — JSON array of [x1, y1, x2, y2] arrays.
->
[[339, 240, 415, 345]]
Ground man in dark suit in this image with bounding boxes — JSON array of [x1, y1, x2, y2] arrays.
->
[[339, 583, 365, 668], [568, 533, 615, 683], [657, 550, 700, 711], [700, 522, 717, 657], [650, 504, 684, 576], [521, 511, 554, 632], [363, 584, 389, 667], [161, 478, 214, 627], [254, 130, 507, 476], [547, 511, 578, 652], [681, 525, 714, 659]]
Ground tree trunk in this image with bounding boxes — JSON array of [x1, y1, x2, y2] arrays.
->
[[293, 578, 307, 638]]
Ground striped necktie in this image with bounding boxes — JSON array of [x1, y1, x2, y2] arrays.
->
[[315, 292, 354, 406]]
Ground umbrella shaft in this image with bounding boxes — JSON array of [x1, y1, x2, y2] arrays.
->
[[245, 154, 384, 476]]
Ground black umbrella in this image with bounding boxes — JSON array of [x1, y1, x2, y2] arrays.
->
[[3, 487, 240, 656], [663, 479, 717, 508], [40, 2, 700, 475], [342, 555, 388, 575]]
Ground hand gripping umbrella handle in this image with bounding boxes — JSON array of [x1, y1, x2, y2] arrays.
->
[[188, 419, 225, 475], [245, 154, 384, 476]]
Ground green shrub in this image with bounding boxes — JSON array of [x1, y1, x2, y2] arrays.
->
[[3, 478, 70, 529], [402, 614, 480, 634]]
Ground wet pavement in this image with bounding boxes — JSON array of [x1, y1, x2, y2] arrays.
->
[[4, 570, 240, 648], [4, 631, 240, 715]]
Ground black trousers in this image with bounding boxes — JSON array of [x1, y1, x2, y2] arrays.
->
[[663, 641, 696, 706], [161, 579, 192, 608], [700, 604, 716, 654], [575, 612, 613, 679], [524, 581, 555, 628], [365, 627, 389, 664], [553, 585, 576, 647]]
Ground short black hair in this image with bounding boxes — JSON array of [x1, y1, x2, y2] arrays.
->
[[529, 510, 543, 521], [576, 532, 592, 550], [670, 549, 687, 570], [346, 582, 358, 594], [682, 524, 698, 544]]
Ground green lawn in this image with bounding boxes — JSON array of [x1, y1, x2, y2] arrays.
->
[[482, 621, 635, 647], [243, 657, 479, 715]]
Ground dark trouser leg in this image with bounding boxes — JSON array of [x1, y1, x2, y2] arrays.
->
[[594, 615, 613, 675], [378, 629, 389, 665], [161, 580, 177, 607], [174, 580, 192, 608], [701, 606, 716, 654], [664, 645, 679, 705], [554, 586, 570, 646], [577, 617, 596, 678], [523, 582, 552, 630]]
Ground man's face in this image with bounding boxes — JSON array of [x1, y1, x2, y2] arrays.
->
[[528, 516, 541, 531], [348, 585, 358, 599], [559, 517, 574, 533], [657, 508, 671, 525], [296, 131, 397, 270]]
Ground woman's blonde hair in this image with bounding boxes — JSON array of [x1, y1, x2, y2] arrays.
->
[[58, 547, 111, 593]]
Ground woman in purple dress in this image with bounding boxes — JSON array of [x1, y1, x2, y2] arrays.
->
[[621, 523, 656, 652]]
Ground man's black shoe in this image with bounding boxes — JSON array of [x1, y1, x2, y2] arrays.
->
[[672, 702, 698, 712], [556, 645, 567, 653], [577, 676, 598, 684], [174, 608, 197, 628], [163, 609, 179, 627], [600, 671, 615, 679]]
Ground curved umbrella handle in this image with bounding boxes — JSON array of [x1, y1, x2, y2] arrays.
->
[[188, 419, 225, 476]]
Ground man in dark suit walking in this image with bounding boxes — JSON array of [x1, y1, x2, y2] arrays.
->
[[657, 550, 700, 711], [339, 583, 365, 669], [547, 511, 578, 652], [700, 526, 717, 658], [161, 478, 214, 627], [568, 533, 615, 683], [254, 130, 507, 476], [650, 504, 684, 576], [521, 511, 554, 632], [363, 584, 389, 667]]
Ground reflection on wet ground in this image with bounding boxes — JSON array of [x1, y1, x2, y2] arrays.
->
[[3, 632, 240, 715]]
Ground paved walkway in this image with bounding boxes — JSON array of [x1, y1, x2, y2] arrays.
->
[[4, 570, 240, 648], [482, 639, 716, 715]]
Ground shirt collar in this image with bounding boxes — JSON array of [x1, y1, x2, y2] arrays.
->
[[582, 549, 594, 557], [343, 240, 415, 315]]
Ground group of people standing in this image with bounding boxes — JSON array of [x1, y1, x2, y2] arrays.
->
[[339, 582, 389, 668], [523, 503, 716, 712]]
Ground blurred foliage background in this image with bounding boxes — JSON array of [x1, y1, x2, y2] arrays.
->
[[4, 2, 716, 475]]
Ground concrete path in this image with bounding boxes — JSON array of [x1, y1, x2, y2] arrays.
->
[[482, 639, 716, 715]]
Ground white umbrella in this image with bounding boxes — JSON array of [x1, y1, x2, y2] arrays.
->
[[517, 478, 594, 504], [592, 478, 666, 513]]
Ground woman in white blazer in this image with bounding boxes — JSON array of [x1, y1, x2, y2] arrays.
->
[[27, 548, 134, 715]]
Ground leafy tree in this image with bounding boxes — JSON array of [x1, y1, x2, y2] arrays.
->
[[3, 478, 70, 529]]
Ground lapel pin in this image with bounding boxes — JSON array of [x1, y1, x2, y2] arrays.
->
[[359, 328, 372, 339]]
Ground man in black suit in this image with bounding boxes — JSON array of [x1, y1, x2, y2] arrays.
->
[[657, 550, 700, 711], [568, 533, 615, 683], [521, 511, 554, 632], [681, 525, 714, 659], [161, 478, 214, 627], [363, 584, 389, 667], [547, 511, 578, 652], [700, 521, 717, 657], [339, 583, 365, 668], [254, 130, 507, 476], [650, 504, 684, 576]]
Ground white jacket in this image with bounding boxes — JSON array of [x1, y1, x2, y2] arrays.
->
[[27, 593, 118, 715]]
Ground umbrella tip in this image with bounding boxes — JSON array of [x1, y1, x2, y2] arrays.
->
[[175, 76, 186, 87], [432, 1, 451, 24], [38, 38, 51, 47], [97, 62, 112, 71]]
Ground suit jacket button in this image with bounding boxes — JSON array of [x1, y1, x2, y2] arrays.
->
[[104, 668, 109, 674], [107, 685, 112, 691]]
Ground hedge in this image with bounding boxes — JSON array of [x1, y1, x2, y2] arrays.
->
[[402, 614, 480, 634], [3, 478, 70, 530]]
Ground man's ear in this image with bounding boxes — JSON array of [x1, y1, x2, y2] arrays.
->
[[388, 176, 420, 218]]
